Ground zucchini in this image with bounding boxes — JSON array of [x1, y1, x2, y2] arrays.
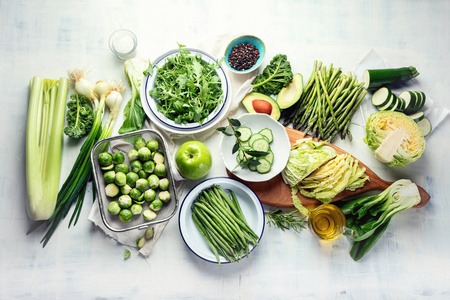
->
[[399, 91, 417, 114], [258, 128, 273, 143], [415, 91, 426, 111], [236, 127, 252, 142], [378, 94, 397, 111], [256, 158, 272, 174], [416, 117, 432, 137], [409, 111, 425, 122], [363, 66, 420, 89], [371, 87, 392, 107]]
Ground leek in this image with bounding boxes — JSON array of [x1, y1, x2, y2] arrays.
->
[[26, 76, 68, 220]]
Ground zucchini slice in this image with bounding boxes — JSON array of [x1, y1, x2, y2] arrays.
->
[[399, 91, 416, 114], [416, 117, 432, 137], [371, 87, 392, 107], [409, 111, 425, 122], [378, 94, 397, 111]]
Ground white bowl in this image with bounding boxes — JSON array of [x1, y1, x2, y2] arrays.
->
[[178, 177, 265, 264], [141, 48, 231, 135], [220, 113, 291, 182]]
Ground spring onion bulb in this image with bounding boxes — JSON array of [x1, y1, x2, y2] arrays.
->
[[26, 76, 68, 220], [67, 68, 97, 102]]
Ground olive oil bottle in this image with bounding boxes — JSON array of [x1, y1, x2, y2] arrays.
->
[[308, 204, 354, 240]]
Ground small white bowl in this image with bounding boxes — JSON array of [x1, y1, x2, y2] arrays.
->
[[220, 113, 291, 182]]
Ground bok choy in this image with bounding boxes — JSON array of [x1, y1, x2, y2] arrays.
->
[[338, 179, 421, 261], [26, 77, 68, 220]]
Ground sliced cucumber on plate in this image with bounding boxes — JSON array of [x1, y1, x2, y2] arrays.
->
[[236, 128, 275, 174]]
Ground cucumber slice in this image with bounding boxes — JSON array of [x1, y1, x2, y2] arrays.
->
[[248, 161, 257, 171], [236, 127, 252, 142], [248, 133, 267, 146], [251, 138, 270, 152], [258, 128, 274, 143], [256, 158, 272, 174], [371, 87, 392, 107], [263, 150, 274, 164], [409, 111, 425, 122], [416, 117, 432, 137], [378, 93, 396, 111], [237, 146, 252, 163]]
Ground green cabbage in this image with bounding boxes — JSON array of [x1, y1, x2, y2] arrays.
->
[[364, 111, 425, 167]]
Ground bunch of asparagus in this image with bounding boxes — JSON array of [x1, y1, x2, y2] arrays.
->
[[282, 61, 367, 141]]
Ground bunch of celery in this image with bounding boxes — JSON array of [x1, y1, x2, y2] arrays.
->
[[39, 69, 124, 247], [26, 77, 68, 221]]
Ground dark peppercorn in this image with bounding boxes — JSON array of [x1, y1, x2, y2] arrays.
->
[[228, 42, 260, 71]]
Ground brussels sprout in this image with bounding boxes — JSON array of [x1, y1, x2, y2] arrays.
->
[[145, 227, 155, 239], [126, 172, 139, 187], [138, 170, 148, 179], [159, 178, 169, 191], [154, 163, 167, 177], [115, 163, 129, 174], [143, 209, 157, 221], [136, 178, 149, 192], [138, 147, 152, 162], [118, 194, 132, 209], [112, 151, 125, 164], [130, 160, 143, 173], [146, 140, 159, 152], [98, 152, 113, 167], [137, 193, 145, 203], [148, 174, 160, 189], [130, 188, 142, 200], [114, 172, 127, 187], [142, 161, 155, 173], [120, 184, 132, 195], [136, 237, 145, 248], [150, 199, 163, 211], [134, 137, 146, 150], [103, 170, 116, 184], [108, 201, 121, 215], [119, 209, 133, 222], [124, 249, 131, 260], [128, 149, 139, 162], [153, 152, 165, 164], [105, 183, 120, 197], [144, 189, 156, 202], [130, 203, 143, 215], [159, 190, 171, 203]]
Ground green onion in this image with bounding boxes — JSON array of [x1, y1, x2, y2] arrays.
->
[[26, 77, 68, 221]]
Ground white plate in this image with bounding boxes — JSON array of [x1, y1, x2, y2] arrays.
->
[[220, 113, 291, 182], [178, 177, 265, 264], [141, 48, 231, 135]]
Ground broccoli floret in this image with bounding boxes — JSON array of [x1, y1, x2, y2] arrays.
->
[[251, 54, 293, 96], [64, 94, 94, 139]]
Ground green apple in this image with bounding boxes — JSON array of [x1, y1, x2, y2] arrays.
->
[[175, 141, 212, 180]]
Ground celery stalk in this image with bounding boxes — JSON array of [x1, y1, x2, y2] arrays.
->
[[26, 76, 68, 220]]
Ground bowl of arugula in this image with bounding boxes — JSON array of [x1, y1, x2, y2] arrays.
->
[[141, 45, 231, 134]]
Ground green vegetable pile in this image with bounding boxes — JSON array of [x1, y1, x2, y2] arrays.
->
[[191, 185, 260, 264], [64, 94, 94, 139], [149, 44, 224, 124], [252, 54, 293, 95], [97, 137, 171, 223], [338, 179, 421, 261]]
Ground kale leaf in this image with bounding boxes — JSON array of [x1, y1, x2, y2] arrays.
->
[[64, 94, 94, 139], [252, 54, 293, 95]]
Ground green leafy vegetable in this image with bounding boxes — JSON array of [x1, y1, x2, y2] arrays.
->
[[118, 57, 148, 134], [338, 179, 421, 261], [149, 44, 224, 124], [252, 54, 293, 95], [265, 209, 306, 233], [364, 110, 425, 167], [64, 94, 94, 139]]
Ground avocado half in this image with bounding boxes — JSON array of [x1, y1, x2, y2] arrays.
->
[[242, 92, 281, 121], [276, 73, 303, 109]]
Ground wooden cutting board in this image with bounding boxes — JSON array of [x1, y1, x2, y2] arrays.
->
[[227, 127, 430, 209]]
